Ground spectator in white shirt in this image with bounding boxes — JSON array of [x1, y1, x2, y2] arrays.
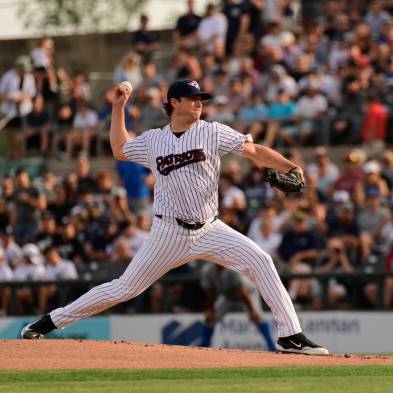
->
[[65, 100, 98, 158], [306, 146, 339, 196], [13, 243, 45, 314], [197, 3, 228, 59], [295, 81, 328, 145], [0, 55, 36, 159], [117, 221, 148, 259], [38, 245, 78, 313], [247, 214, 282, 258]]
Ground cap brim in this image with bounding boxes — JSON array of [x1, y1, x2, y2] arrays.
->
[[183, 91, 212, 100]]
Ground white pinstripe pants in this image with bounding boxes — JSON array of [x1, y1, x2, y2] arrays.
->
[[51, 217, 301, 337]]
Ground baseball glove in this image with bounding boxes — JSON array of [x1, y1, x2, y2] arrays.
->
[[264, 168, 304, 194]]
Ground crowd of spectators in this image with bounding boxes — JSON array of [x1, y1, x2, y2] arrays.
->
[[1, 0, 393, 315]]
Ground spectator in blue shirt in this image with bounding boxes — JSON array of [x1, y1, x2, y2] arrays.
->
[[265, 89, 297, 147], [116, 161, 152, 214]]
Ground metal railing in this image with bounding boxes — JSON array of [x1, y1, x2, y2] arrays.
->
[[1, 271, 393, 315]]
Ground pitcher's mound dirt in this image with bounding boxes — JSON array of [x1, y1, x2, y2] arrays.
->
[[2, 340, 393, 370]]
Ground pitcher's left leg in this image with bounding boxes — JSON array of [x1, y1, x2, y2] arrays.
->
[[193, 220, 329, 354], [193, 219, 301, 337]]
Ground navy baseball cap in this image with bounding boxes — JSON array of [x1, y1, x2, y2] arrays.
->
[[167, 79, 212, 101]]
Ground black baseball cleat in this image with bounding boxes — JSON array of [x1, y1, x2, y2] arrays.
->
[[277, 332, 329, 355], [20, 314, 56, 339], [21, 323, 44, 339]]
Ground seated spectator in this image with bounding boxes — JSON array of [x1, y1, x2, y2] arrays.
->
[[295, 81, 328, 145], [83, 200, 112, 262], [0, 247, 13, 315], [326, 201, 360, 262], [58, 71, 92, 112], [357, 186, 391, 261], [11, 169, 47, 245], [206, 96, 235, 125], [114, 51, 142, 88], [96, 170, 116, 206], [70, 71, 92, 108], [13, 243, 45, 315], [173, 47, 202, 81], [65, 100, 98, 158], [138, 87, 166, 130], [331, 151, 364, 201], [361, 93, 388, 152], [47, 183, 73, 224], [354, 160, 390, 209], [241, 168, 273, 222], [109, 187, 135, 227], [0, 227, 22, 269], [173, 0, 201, 49], [38, 245, 78, 313], [263, 65, 298, 104], [117, 221, 148, 259], [35, 210, 61, 253], [278, 210, 322, 304], [16, 95, 51, 156], [260, 21, 283, 50], [196, 3, 228, 59], [307, 147, 340, 198], [219, 173, 246, 213], [265, 89, 297, 147], [314, 238, 354, 308], [140, 59, 165, 89], [236, 93, 268, 134], [63, 174, 79, 206], [55, 218, 87, 265], [74, 153, 97, 196], [52, 103, 74, 156], [247, 209, 282, 259], [35, 170, 59, 203], [226, 78, 248, 115], [132, 14, 160, 59]]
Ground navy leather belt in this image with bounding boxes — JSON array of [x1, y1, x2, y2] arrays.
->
[[155, 215, 217, 230]]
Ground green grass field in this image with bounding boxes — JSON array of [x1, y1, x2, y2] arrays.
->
[[0, 366, 392, 393]]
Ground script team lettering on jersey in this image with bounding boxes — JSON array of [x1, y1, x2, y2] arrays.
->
[[156, 148, 207, 176]]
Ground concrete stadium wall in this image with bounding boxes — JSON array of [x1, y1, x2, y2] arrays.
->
[[0, 30, 173, 76]]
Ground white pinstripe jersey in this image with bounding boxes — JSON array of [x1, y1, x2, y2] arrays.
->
[[122, 120, 252, 221]]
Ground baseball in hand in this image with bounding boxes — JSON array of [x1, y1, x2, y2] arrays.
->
[[120, 81, 133, 94]]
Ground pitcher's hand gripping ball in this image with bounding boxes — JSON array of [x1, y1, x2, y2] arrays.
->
[[120, 81, 133, 94], [264, 168, 304, 194]]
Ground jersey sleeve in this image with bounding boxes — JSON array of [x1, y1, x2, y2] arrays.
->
[[217, 122, 253, 157], [121, 132, 151, 168]]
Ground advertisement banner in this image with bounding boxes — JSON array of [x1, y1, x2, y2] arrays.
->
[[0, 317, 110, 340], [1, 312, 392, 353], [110, 312, 393, 354]]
